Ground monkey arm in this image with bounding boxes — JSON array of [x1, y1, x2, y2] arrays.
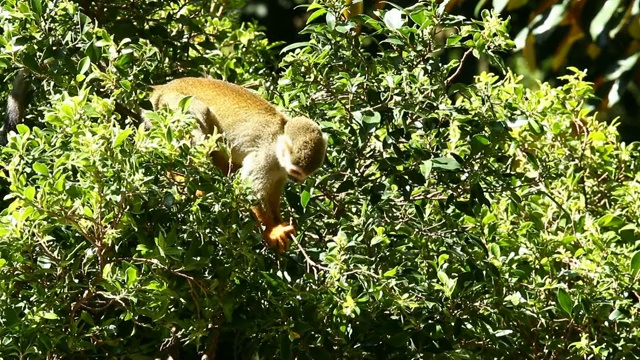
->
[[248, 175, 294, 253]]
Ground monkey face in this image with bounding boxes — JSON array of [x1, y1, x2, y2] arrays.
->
[[276, 134, 309, 183]]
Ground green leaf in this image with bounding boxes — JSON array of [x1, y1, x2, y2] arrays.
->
[[489, 243, 500, 259], [336, 180, 354, 193], [446, 35, 463, 47], [527, 119, 542, 134], [280, 42, 310, 54], [16, 124, 29, 135], [307, 1, 324, 11], [3, 307, 19, 327], [307, 8, 327, 24], [409, 9, 430, 28], [177, 96, 193, 111], [103, 263, 113, 280], [24, 186, 35, 201], [608, 309, 624, 321], [589, 131, 606, 142], [54, 174, 66, 191], [631, 251, 640, 278], [19, 206, 34, 222], [61, 102, 74, 117], [557, 289, 573, 316], [420, 160, 432, 181], [280, 336, 292, 360], [83, 206, 93, 217], [95, 39, 111, 47], [383, 267, 397, 278], [437, 270, 449, 285], [22, 54, 40, 72], [597, 214, 624, 228], [326, 11, 336, 30], [33, 162, 49, 175], [382, 37, 404, 46], [620, 223, 637, 232], [362, 112, 381, 125], [472, 134, 490, 145], [113, 128, 133, 148], [77, 56, 91, 75], [494, 329, 513, 337], [42, 312, 59, 320], [80, 311, 95, 326], [438, 254, 449, 266], [431, 157, 461, 170], [29, 0, 43, 17], [482, 213, 496, 225], [126, 266, 138, 287], [300, 190, 311, 208], [120, 79, 131, 91]]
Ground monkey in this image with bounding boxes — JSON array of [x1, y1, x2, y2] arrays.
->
[[1, 69, 30, 146], [149, 78, 327, 253]]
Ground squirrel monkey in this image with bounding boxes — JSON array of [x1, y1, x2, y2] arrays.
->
[[150, 78, 327, 253]]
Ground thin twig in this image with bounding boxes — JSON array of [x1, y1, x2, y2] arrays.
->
[[290, 234, 331, 272], [290, 234, 380, 278], [446, 48, 473, 85], [343, 268, 380, 278]]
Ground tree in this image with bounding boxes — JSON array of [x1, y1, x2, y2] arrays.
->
[[0, 0, 639, 358]]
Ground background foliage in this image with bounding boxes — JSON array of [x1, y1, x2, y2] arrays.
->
[[0, 0, 639, 359], [247, 0, 640, 141], [445, 0, 640, 142]]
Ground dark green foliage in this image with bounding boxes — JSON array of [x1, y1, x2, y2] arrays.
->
[[0, 0, 639, 359]]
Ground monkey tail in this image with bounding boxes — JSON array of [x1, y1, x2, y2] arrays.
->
[[1, 69, 30, 146]]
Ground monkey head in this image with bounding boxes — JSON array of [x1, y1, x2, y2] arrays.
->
[[276, 116, 328, 182]]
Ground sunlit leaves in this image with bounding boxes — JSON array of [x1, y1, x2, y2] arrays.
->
[[32, 162, 49, 175], [1, 0, 640, 359]]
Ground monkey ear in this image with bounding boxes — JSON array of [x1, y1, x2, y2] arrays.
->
[[322, 133, 329, 149], [275, 135, 293, 168]]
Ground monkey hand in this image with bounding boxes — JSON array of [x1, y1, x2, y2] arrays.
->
[[264, 223, 295, 253]]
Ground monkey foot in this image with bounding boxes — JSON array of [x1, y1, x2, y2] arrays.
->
[[264, 223, 295, 253]]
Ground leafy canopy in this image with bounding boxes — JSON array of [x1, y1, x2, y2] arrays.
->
[[0, 0, 639, 359]]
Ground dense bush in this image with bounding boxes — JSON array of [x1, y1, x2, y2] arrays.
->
[[0, 0, 639, 358]]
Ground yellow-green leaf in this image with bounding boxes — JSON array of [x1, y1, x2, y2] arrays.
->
[[113, 128, 133, 148], [33, 162, 49, 175], [24, 186, 35, 201]]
